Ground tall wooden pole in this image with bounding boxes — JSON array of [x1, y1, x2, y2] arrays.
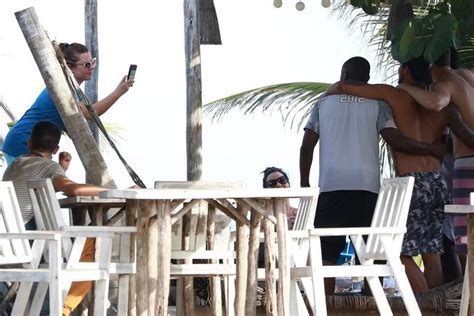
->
[[85, 0, 100, 143], [15, 7, 116, 188], [184, 0, 203, 182]]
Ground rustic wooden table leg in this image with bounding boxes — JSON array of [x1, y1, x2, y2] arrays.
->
[[275, 198, 289, 316], [96, 206, 104, 226], [264, 200, 277, 315], [71, 206, 87, 225], [124, 200, 138, 316], [148, 202, 159, 315], [235, 204, 249, 316], [182, 210, 195, 315], [155, 200, 172, 316], [136, 200, 152, 316], [207, 205, 223, 316], [245, 210, 262, 316]]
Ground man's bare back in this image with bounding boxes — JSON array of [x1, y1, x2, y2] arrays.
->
[[434, 69, 474, 158]]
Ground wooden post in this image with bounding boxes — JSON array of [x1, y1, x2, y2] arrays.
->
[[207, 205, 222, 316], [184, 1, 202, 312], [126, 200, 139, 316], [184, 0, 203, 182], [15, 7, 115, 188], [147, 202, 159, 315], [136, 201, 152, 316], [264, 200, 277, 315], [155, 200, 172, 316], [235, 205, 249, 316], [275, 198, 289, 316], [245, 210, 262, 316], [84, 0, 100, 143]]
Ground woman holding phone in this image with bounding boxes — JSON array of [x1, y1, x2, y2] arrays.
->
[[2, 42, 134, 164]]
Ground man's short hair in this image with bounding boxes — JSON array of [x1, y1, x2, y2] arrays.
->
[[30, 121, 61, 152], [341, 57, 370, 82], [402, 56, 432, 86], [434, 48, 451, 67]]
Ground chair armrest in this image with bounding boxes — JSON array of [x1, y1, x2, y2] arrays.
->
[[445, 204, 474, 214], [0, 231, 60, 240], [58, 229, 115, 238]]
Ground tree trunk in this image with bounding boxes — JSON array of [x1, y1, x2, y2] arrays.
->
[[184, 0, 202, 182], [15, 7, 116, 188]]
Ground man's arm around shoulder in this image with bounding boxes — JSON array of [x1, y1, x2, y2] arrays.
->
[[380, 128, 445, 159], [398, 82, 452, 111], [444, 104, 474, 149]]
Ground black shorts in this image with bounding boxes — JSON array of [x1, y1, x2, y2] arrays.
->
[[314, 190, 378, 263]]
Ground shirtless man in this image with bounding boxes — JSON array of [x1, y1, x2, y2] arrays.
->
[[328, 56, 474, 293], [399, 49, 474, 260]]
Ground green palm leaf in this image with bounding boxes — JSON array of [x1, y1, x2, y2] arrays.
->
[[204, 82, 331, 129]]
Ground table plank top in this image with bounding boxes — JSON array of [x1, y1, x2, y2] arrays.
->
[[59, 196, 126, 208], [99, 187, 319, 200]]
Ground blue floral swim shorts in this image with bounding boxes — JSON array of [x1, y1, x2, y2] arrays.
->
[[400, 171, 448, 256]]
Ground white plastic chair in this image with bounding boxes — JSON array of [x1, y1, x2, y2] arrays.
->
[[225, 191, 319, 316], [26, 178, 136, 315], [302, 176, 420, 316], [444, 201, 474, 316], [0, 181, 114, 316]]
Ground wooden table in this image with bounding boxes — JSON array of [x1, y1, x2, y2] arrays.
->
[[59, 196, 126, 226], [99, 187, 318, 316]]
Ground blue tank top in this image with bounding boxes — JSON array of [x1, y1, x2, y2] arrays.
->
[[2, 88, 66, 157]]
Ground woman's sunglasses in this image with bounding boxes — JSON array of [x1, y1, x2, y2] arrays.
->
[[266, 176, 288, 188], [74, 57, 97, 69]]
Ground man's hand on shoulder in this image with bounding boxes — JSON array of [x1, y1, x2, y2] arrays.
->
[[323, 81, 343, 97], [430, 140, 447, 161]]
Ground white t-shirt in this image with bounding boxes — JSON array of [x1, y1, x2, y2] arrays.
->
[[304, 94, 396, 193]]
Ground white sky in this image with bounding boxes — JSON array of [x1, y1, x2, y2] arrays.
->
[[0, 0, 384, 189]]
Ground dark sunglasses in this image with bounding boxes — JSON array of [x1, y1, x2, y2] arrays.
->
[[266, 176, 288, 188]]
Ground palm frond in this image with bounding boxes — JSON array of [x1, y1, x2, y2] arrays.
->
[[203, 82, 330, 129]]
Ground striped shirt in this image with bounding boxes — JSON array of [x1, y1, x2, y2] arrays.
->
[[2, 156, 65, 223]]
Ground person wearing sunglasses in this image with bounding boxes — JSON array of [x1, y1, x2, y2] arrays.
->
[[262, 166, 298, 228], [2, 42, 134, 164]]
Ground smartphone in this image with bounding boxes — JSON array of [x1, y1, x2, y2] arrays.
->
[[127, 64, 137, 81]]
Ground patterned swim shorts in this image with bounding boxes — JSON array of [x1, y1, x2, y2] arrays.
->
[[400, 171, 448, 256]]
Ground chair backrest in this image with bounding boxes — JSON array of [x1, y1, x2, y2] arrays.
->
[[290, 189, 319, 263], [293, 191, 319, 231], [0, 181, 32, 264], [27, 178, 73, 256], [365, 176, 415, 260]]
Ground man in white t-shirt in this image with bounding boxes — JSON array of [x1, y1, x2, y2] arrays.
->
[[299, 56, 442, 294]]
